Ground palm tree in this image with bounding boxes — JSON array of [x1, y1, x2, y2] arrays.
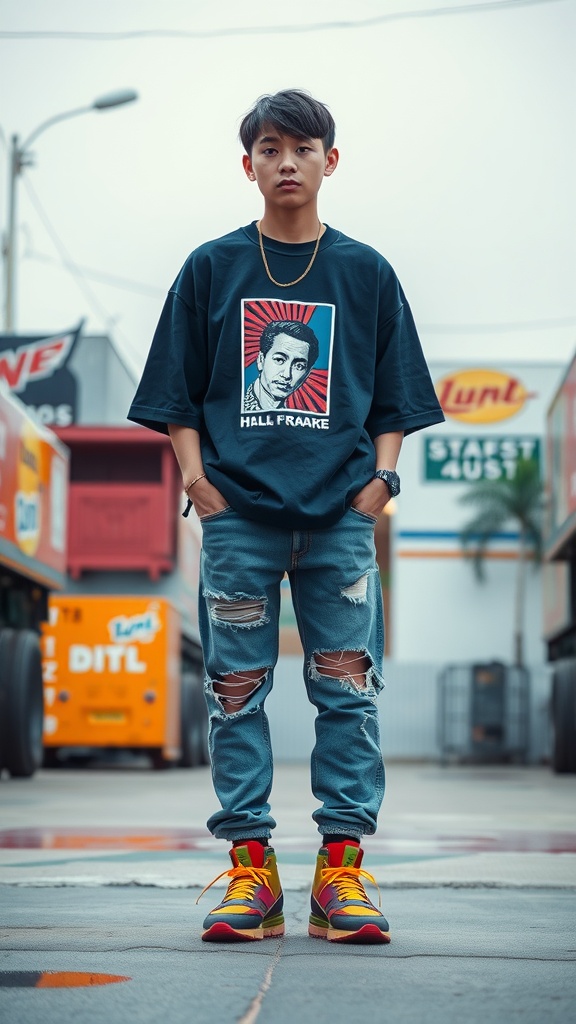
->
[[459, 459, 544, 667]]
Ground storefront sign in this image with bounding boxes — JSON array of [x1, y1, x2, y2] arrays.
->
[[436, 368, 536, 424], [0, 324, 83, 427], [425, 435, 540, 483]]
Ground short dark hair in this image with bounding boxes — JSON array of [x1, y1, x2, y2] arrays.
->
[[260, 320, 320, 367], [239, 89, 335, 154]]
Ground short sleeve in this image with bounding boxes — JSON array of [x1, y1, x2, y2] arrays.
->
[[365, 273, 445, 438], [127, 287, 208, 435]]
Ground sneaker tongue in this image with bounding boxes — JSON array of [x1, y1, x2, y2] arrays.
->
[[230, 842, 266, 868], [325, 842, 362, 868]]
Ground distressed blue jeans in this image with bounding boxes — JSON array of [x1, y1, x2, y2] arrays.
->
[[198, 506, 385, 842]]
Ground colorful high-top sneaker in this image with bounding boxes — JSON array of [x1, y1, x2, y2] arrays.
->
[[198, 841, 284, 942], [309, 841, 391, 943]]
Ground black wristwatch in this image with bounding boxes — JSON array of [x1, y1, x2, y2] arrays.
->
[[374, 469, 400, 497]]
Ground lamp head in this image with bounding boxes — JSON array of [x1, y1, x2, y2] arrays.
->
[[92, 89, 138, 111]]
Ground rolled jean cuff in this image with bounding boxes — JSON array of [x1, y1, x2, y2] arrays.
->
[[222, 831, 272, 843], [317, 826, 365, 840]]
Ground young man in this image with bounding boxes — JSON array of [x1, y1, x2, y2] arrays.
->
[[128, 89, 444, 944]]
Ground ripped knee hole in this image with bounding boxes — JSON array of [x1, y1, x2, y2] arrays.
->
[[208, 597, 267, 626], [212, 669, 267, 711], [313, 651, 371, 689]]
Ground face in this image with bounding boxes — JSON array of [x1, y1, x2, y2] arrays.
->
[[257, 334, 311, 402], [242, 129, 338, 209]]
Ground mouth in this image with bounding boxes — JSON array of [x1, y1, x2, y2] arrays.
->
[[277, 179, 300, 190]]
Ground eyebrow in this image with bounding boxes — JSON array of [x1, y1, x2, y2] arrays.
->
[[270, 348, 309, 362], [257, 134, 314, 146]]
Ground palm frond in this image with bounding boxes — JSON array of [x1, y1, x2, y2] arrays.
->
[[460, 511, 507, 581], [458, 458, 544, 579]]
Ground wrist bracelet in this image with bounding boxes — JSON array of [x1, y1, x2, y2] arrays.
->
[[184, 472, 207, 494]]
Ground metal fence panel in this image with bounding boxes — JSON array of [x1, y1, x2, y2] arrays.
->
[[266, 655, 551, 763]]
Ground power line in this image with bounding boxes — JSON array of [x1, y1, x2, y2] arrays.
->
[[18, 182, 154, 372], [20, 238, 576, 334], [22, 231, 576, 333], [24, 248, 164, 299], [420, 316, 576, 333], [0, 1, 566, 41], [21, 175, 118, 328]]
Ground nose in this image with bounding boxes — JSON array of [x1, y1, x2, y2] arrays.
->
[[278, 150, 297, 173]]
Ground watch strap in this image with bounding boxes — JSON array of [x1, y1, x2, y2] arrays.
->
[[374, 469, 400, 497]]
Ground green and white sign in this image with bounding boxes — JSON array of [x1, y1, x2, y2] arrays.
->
[[424, 435, 541, 483]]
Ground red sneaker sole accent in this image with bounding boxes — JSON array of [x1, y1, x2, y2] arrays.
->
[[202, 922, 263, 942], [202, 921, 285, 942], [309, 922, 390, 944]]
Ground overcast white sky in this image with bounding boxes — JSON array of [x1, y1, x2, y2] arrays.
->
[[1, 0, 574, 379]]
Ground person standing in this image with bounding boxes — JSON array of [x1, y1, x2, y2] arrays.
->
[[129, 88, 444, 944]]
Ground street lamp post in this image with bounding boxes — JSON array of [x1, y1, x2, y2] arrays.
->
[[2, 88, 138, 332]]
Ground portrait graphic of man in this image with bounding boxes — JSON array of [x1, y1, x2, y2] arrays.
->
[[244, 319, 320, 412]]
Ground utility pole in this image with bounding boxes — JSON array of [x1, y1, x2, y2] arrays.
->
[[2, 89, 138, 332]]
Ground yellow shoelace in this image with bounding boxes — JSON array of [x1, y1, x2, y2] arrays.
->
[[319, 866, 382, 907], [196, 864, 272, 905]]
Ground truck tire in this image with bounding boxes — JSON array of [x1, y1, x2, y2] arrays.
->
[[43, 747, 62, 769], [0, 629, 16, 773], [551, 661, 576, 774], [180, 670, 206, 768], [0, 630, 45, 778], [149, 747, 171, 770]]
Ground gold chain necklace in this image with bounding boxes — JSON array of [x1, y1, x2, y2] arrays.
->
[[257, 220, 323, 288]]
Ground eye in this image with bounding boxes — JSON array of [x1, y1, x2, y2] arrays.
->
[[262, 148, 277, 156]]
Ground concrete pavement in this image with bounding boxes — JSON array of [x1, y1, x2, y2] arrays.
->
[[1, 760, 575, 1022]]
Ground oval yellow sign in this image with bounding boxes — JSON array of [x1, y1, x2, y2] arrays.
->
[[16, 420, 42, 556], [436, 368, 534, 424]]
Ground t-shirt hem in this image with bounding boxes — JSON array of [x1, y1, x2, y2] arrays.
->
[[127, 405, 202, 434], [367, 408, 445, 438]]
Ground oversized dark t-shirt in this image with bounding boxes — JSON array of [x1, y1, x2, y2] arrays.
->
[[128, 222, 444, 530]]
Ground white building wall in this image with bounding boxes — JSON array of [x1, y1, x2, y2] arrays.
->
[[392, 361, 564, 668], [68, 333, 137, 425], [268, 361, 562, 763], [393, 554, 546, 665], [267, 656, 552, 764]]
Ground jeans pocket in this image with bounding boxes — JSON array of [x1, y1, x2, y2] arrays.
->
[[348, 506, 378, 524], [199, 505, 233, 524]]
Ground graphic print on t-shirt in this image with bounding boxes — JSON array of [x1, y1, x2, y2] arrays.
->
[[241, 299, 335, 429]]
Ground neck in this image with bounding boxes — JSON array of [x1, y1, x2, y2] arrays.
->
[[259, 207, 323, 244]]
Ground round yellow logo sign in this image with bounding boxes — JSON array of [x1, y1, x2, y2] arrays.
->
[[436, 368, 535, 424], [16, 421, 42, 556]]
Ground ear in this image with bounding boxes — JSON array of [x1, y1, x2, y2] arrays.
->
[[243, 154, 256, 181], [323, 147, 339, 178]]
